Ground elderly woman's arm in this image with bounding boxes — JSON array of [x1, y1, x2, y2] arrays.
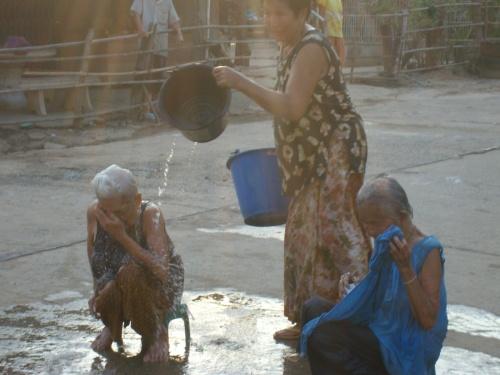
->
[[86, 202, 100, 315], [391, 237, 443, 330], [86, 203, 97, 263], [213, 43, 328, 122], [94, 206, 169, 282]]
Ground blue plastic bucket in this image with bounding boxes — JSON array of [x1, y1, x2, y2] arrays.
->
[[227, 148, 290, 226]]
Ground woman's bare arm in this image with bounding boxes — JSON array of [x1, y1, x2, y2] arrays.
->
[[403, 249, 442, 330], [170, 20, 183, 41], [142, 204, 173, 266], [213, 43, 328, 122], [390, 236, 443, 330], [132, 11, 146, 36], [86, 202, 97, 263]]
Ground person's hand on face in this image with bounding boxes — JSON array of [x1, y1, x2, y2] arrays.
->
[[95, 207, 127, 242], [213, 66, 244, 90], [389, 236, 412, 271]]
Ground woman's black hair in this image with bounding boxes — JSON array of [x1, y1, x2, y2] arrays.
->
[[271, 0, 311, 17]]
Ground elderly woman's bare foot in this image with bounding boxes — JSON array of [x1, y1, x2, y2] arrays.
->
[[143, 328, 169, 363], [273, 324, 300, 341], [91, 327, 113, 352]]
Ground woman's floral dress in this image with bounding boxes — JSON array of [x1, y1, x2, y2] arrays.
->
[[274, 29, 371, 323]]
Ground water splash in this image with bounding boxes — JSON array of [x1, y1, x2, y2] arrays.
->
[[158, 141, 176, 205], [187, 142, 199, 170], [180, 142, 199, 194]]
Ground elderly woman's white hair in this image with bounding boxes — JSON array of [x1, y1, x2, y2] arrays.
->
[[91, 164, 138, 200], [356, 175, 413, 218]]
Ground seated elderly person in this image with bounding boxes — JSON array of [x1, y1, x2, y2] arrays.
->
[[86, 164, 183, 363], [300, 176, 447, 375]]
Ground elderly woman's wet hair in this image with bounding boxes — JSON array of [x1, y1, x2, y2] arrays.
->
[[92, 164, 138, 200], [356, 176, 413, 218]]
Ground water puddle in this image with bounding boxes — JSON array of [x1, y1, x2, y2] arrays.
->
[[446, 176, 463, 185], [0, 290, 307, 375], [448, 304, 500, 340], [1, 290, 499, 374], [197, 225, 500, 343], [198, 225, 285, 241], [44, 291, 83, 302], [437, 347, 500, 374]]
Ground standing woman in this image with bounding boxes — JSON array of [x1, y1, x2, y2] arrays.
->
[[213, 0, 370, 340]]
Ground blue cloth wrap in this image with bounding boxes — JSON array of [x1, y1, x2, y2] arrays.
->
[[299, 225, 448, 375]]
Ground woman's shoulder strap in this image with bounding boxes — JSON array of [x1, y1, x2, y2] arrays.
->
[[286, 29, 337, 66]]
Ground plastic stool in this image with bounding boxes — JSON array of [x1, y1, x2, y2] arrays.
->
[[164, 303, 190, 355]]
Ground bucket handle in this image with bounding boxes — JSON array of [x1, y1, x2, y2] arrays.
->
[[226, 149, 240, 170]]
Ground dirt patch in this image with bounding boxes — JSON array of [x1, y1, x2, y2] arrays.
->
[[0, 68, 494, 155], [0, 112, 269, 155]]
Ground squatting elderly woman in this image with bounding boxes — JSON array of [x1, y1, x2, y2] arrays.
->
[[301, 176, 448, 375], [86, 165, 183, 363], [213, 0, 370, 340]]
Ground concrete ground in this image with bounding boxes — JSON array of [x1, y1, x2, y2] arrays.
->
[[0, 71, 500, 374]]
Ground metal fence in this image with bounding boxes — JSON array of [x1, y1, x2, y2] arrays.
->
[[485, 0, 500, 40], [0, 1, 496, 126], [331, 0, 490, 74]]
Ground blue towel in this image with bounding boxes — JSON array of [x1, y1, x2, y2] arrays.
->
[[299, 225, 447, 375]]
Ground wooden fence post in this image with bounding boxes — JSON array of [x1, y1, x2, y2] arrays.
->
[[65, 28, 95, 114], [480, 0, 487, 41], [470, 1, 483, 44], [396, 3, 409, 76], [131, 26, 158, 121]]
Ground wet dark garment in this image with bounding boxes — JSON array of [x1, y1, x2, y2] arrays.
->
[[92, 201, 184, 345], [95, 261, 173, 345], [91, 201, 184, 306], [91, 224, 132, 292], [302, 296, 389, 375], [274, 28, 367, 197]]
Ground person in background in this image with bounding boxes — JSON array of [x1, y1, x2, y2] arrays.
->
[[87, 165, 184, 363], [221, 0, 252, 66], [301, 176, 448, 375], [316, 0, 345, 66], [131, 0, 183, 120], [213, 0, 371, 341]]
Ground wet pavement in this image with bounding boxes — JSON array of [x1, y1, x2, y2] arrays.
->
[[1, 75, 500, 374], [2, 289, 500, 374], [0, 290, 309, 375]]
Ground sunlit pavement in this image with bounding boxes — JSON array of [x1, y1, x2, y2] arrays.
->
[[1, 76, 500, 374]]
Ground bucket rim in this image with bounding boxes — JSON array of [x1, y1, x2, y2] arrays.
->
[[226, 147, 277, 170], [158, 63, 231, 131]]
